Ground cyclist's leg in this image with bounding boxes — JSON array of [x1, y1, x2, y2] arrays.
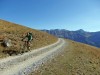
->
[[27, 41, 31, 50]]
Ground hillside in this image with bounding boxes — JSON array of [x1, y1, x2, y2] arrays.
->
[[0, 19, 57, 58], [30, 39, 100, 75], [42, 29, 100, 48]]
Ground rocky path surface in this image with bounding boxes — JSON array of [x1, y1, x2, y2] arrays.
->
[[0, 38, 67, 75]]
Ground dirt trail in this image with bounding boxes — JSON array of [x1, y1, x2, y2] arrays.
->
[[0, 38, 67, 75]]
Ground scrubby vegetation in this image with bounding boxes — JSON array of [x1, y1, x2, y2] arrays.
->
[[30, 39, 100, 75], [0, 19, 57, 58]]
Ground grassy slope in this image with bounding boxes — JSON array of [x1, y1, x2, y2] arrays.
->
[[0, 19, 57, 58], [30, 39, 100, 75]]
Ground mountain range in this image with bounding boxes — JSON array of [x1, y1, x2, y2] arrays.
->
[[1, 19, 100, 75], [41, 29, 100, 48]]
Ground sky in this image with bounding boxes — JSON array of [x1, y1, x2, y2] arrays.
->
[[0, 0, 100, 32]]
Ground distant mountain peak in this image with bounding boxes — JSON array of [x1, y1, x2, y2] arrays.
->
[[77, 29, 84, 31], [76, 29, 85, 33]]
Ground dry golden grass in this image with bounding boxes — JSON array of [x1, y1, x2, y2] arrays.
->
[[30, 39, 100, 75], [0, 19, 57, 58]]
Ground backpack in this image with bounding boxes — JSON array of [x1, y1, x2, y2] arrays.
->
[[29, 33, 33, 40]]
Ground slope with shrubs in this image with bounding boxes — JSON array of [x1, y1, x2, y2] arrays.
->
[[30, 39, 100, 75], [0, 19, 57, 58]]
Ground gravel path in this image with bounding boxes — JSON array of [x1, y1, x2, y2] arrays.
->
[[0, 38, 67, 75]]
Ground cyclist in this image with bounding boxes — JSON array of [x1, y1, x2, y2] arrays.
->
[[22, 32, 33, 50]]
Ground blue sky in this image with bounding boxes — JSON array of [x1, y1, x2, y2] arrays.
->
[[0, 0, 100, 32]]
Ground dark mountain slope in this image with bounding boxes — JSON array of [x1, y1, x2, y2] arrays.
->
[[42, 29, 100, 47]]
